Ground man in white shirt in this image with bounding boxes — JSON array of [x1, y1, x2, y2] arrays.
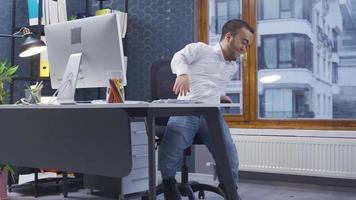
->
[[159, 19, 254, 200]]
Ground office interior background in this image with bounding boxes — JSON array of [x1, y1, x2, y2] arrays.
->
[[1, 0, 356, 199]]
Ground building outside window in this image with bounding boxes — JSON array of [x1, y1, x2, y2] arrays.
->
[[208, 0, 242, 44], [204, 0, 356, 120], [332, 28, 338, 52], [333, 3, 356, 120], [208, 0, 242, 115], [260, 88, 312, 118], [316, 53, 320, 75], [257, 0, 347, 119], [259, 34, 312, 70], [323, 56, 326, 78], [332, 62, 338, 84], [258, 0, 312, 22]]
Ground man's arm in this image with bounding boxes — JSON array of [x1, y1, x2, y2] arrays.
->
[[171, 42, 207, 96]]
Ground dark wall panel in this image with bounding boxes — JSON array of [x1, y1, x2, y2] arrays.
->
[[92, 0, 195, 101]]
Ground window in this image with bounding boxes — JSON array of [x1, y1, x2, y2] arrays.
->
[[216, 1, 228, 34], [259, 34, 312, 70], [332, 62, 338, 84], [323, 19, 326, 31], [262, 37, 277, 69], [327, 61, 331, 80], [207, 0, 242, 115], [262, 88, 293, 118], [199, 0, 356, 129], [261, 0, 279, 19], [323, 95, 326, 117], [317, 94, 320, 116], [332, 28, 338, 52], [328, 96, 331, 116], [259, 0, 311, 21], [294, 0, 303, 19], [293, 88, 312, 118], [279, 38, 292, 68], [260, 88, 312, 118], [323, 56, 326, 78], [316, 53, 320, 75], [210, 0, 241, 35], [280, 0, 292, 18]]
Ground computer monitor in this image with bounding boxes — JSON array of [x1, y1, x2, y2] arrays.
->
[[44, 13, 126, 104]]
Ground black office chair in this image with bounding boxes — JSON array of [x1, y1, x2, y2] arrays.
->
[[146, 59, 225, 199]]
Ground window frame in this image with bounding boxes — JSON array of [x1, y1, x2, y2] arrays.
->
[[259, 34, 312, 70], [198, 0, 356, 130]]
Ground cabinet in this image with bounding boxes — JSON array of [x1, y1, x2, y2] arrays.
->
[[83, 120, 152, 198]]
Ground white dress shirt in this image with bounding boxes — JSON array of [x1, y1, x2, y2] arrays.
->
[[171, 42, 238, 104]]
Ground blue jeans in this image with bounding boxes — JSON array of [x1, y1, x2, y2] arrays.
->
[[158, 113, 239, 185]]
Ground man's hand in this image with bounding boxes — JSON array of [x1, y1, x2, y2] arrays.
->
[[221, 95, 232, 113], [220, 95, 233, 103], [173, 74, 190, 96]]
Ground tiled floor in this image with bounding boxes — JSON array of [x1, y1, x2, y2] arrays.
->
[[6, 173, 356, 200]]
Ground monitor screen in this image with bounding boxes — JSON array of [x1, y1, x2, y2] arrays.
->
[[44, 14, 125, 103]]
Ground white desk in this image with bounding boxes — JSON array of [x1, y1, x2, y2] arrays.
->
[[0, 103, 238, 200]]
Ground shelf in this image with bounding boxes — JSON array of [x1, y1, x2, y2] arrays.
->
[[9, 0, 91, 103]]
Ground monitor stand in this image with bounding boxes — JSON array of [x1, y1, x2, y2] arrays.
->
[[56, 53, 83, 105]]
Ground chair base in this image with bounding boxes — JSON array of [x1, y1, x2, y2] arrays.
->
[[180, 181, 225, 199], [142, 181, 225, 200]]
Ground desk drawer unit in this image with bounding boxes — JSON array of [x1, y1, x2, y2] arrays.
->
[[122, 168, 149, 194], [84, 121, 151, 196], [131, 122, 148, 145], [132, 145, 148, 169]]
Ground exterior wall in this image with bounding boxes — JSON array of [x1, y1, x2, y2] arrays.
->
[[258, 0, 343, 119]]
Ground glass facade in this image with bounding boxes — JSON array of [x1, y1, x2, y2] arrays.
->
[[259, 34, 312, 70], [258, 0, 356, 119]]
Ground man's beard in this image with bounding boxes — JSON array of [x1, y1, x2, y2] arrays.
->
[[227, 42, 239, 61]]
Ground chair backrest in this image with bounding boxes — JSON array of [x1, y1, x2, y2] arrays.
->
[[150, 59, 177, 101], [149, 59, 177, 126]]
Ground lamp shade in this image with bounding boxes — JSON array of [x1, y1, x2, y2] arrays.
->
[[19, 35, 47, 57]]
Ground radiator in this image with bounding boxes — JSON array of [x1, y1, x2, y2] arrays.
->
[[233, 135, 356, 179]]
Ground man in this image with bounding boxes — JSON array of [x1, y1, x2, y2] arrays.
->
[[159, 19, 254, 199]]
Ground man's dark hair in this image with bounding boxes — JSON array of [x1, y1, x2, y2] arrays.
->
[[219, 19, 254, 41]]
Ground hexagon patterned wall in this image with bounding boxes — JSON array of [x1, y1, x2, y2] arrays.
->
[[92, 0, 195, 100]]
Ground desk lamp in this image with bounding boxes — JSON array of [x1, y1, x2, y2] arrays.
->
[[0, 27, 47, 57]]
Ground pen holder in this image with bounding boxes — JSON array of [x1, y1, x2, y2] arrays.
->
[[25, 88, 41, 104], [107, 78, 125, 103]]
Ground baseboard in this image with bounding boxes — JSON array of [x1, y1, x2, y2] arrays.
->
[[239, 171, 356, 188], [180, 171, 356, 188]]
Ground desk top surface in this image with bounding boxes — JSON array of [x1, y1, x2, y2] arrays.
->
[[0, 102, 225, 109]]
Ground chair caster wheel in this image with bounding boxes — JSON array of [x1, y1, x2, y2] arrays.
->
[[198, 190, 205, 199]]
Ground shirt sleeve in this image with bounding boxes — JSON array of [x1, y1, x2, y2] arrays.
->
[[171, 42, 207, 76]]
